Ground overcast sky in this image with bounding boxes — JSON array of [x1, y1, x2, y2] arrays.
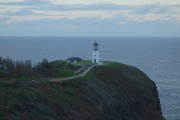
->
[[0, 0, 180, 37]]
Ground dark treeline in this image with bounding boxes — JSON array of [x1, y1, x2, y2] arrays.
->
[[0, 57, 80, 80], [0, 56, 48, 71]]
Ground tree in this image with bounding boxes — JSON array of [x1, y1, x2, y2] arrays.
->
[[24, 60, 32, 69], [15, 60, 22, 69], [0, 57, 2, 70], [2, 59, 6, 70], [35, 58, 49, 70], [5, 57, 15, 71], [41, 58, 49, 69]]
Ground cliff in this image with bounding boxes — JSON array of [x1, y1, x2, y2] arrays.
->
[[0, 62, 165, 120]]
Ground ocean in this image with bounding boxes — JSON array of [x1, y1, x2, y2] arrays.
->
[[0, 37, 180, 119]]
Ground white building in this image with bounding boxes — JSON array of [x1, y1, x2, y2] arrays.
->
[[67, 57, 83, 63], [92, 41, 99, 63]]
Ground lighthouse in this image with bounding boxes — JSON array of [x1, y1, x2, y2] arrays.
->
[[92, 41, 99, 63]]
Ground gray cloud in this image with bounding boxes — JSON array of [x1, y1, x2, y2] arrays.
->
[[34, 3, 179, 14], [130, 4, 180, 14], [0, 16, 180, 36], [0, 2, 180, 37], [0, 16, 10, 22], [1, 8, 45, 16], [23, 0, 45, 1], [12, 9, 33, 16], [132, 4, 160, 14], [1, 13, 179, 28], [60, 4, 132, 11], [1, 2, 179, 15], [0, 15, 179, 37], [155, 7, 172, 14], [32, 4, 134, 11], [0, 0, 51, 6]]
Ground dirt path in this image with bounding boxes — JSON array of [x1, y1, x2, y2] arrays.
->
[[49, 65, 96, 82]]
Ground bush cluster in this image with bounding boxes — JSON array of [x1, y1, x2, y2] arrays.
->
[[0, 57, 80, 80], [0, 57, 33, 71]]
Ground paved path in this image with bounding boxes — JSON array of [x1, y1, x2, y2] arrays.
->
[[49, 65, 96, 82]]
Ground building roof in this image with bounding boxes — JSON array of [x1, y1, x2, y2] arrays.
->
[[67, 57, 83, 61], [93, 41, 98, 45]]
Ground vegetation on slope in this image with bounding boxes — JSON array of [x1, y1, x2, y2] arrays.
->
[[0, 62, 165, 120], [0, 57, 81, 81]]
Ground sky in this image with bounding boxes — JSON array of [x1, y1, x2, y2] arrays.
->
[[0, 0, 180, 37]]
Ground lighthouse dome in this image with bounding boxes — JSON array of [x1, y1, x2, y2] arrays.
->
[[93, 41, 98, 45]]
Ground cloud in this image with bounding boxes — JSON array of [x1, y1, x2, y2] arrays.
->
[[1, 3, 180, 24], [1, 15, 179, 37], [54, 4, 132, 11], [130, 3, 180, 14], [48, 0, 180, 6], [0, 0, 51, 6], [0, 4, 132, 12], [0, 2, 180, 37], [1, 13, 179, 28], [131, 4, 160, 14], [0, 16, 10, 22], [2, 9, 32, 16], [1, 2, 179, 15]]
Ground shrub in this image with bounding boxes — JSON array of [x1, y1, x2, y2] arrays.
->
[[11, 81, 21, 88], [6, 99, 15, 114], [15, 75, 45, 81], [13, 99, 24, 112], [36, 104, 59, 119], [0, 82, 6, 88], [0, 70, 8, 75], [62, 77, 84, 87], [54, 101, 69, 115], [16, 87, 47, 103], [63, 87, 76, 96]]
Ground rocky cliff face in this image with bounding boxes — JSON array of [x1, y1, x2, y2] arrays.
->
[[0, 62, 165, 120]]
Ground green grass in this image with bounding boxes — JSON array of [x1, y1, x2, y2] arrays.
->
[[47, 60, 65, 69], [47, 60, 81, 71], [63, 87, 76, 96], [107, 62, 125, 68], [35, 104, 59, 119], [56, 69, 74, 78], [73, 60, 98, 65], [14, 75, 45, 81], [73, 60, 117, 66]]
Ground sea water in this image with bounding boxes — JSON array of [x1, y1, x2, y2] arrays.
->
[[0, 36, 180, 120]]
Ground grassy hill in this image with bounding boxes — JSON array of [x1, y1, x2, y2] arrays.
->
[[0, 62, 165, 120], [0, 57, 81, 81]]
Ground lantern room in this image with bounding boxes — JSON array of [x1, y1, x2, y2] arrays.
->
[[93, 41, 99, 50]]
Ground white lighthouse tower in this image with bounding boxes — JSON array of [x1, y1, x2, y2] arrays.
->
[[92, 41, 99, 63]]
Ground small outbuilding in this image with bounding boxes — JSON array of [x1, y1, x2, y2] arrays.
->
[[66, 57, 83, 63]]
